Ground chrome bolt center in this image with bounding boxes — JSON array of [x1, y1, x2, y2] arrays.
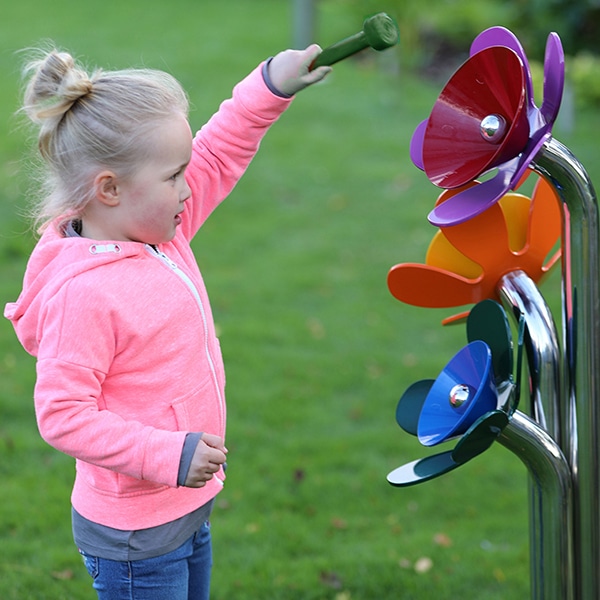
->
[[449, 384, 471, 408], [480, 114, 507, 143]]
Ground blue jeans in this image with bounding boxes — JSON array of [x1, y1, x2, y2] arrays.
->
[[79, 521, 212, 600]]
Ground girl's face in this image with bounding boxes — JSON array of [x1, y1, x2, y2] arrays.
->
[[116, 113, 193, 245]]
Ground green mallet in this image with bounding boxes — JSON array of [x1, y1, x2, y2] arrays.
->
[[310, 12, 400, 69]]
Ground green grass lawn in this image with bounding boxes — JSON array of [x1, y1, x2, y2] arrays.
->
[[1, 1, 599, 598]]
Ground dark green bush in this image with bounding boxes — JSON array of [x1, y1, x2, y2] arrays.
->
[[327, 0, 600, 73]]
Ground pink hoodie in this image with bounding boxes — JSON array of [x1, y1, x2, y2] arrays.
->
[[4, 64, 292, 531]]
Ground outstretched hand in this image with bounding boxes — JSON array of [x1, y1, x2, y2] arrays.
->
[[268, 44, 332, 96], [184, 433, 228, 488]]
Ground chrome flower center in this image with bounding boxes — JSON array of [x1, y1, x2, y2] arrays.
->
[[449, 384, 471, 407], [480, 114, 507, 143]]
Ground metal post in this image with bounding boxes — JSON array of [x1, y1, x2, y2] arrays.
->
[[292, 0, 316, 49], [499, 270, 573, 599], [499, 271, 562, 444], [498, 410, 573, 600], [533, 138, 600, 600]]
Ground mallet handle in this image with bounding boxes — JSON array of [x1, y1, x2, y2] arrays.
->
[[310, 12, 399, 70], [312, 32, 370, 69]]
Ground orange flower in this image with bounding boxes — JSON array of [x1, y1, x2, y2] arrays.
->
[[388, 174, 561, 324]]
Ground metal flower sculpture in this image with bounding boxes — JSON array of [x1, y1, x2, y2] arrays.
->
[[387, 300, 523, 486], [388, 172, 561, 324], [410, 26, 565, 227]]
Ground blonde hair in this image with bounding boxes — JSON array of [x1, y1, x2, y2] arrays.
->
[[21, 47, 189, 231]]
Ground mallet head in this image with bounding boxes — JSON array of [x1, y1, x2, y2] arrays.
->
[[363, 13, 400, 51], [310, 11, 400, 69]]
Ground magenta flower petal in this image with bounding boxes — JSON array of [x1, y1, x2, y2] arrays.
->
[[411, 28, 564, 227], [421, 46, 528, 189], [470, 27, 534, 108]]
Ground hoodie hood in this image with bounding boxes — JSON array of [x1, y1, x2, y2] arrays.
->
[[4, 224, 145, 356]]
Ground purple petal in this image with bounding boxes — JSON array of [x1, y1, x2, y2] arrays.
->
[[513, 129, 553, 186], [410, 119, 428, 170], [428, 164, 515, 227], [541, 33, 565, 125], [428, 128, 553, 229], [470, 27, 534, 110]]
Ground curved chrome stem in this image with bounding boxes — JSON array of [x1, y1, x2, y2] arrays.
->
[[499, 271, 562, 442], [498, 270, 573, 600], [533, 137, 600, 600], [498, 411, 573, 600]]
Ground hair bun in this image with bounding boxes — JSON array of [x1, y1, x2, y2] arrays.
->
[[23, 49, 95, 123]]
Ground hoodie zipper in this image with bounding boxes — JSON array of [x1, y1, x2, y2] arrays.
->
[[146, 245, 226, 467]]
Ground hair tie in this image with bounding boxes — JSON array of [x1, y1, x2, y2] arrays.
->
[[71, 77, 94, 102]]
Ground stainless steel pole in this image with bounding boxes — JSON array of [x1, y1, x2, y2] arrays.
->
[[499, 270, 573, 600], [533, 138, 600, 600], [498, 410, 573, 600]]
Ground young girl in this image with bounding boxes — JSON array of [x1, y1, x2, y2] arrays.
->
[[5, 43, 331, 599]]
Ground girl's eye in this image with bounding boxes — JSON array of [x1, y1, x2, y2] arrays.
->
[[169, 163, 189, 182]]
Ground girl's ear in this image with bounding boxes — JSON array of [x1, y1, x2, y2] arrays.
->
[[93, 171, 120, 207]]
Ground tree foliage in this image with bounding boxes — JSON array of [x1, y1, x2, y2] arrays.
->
[[329, 0, 600, 64], [326, 0, 600, 105]]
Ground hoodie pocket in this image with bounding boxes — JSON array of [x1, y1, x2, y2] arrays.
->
[[170, 375, 219, 432], [79, 461, 167, 496]]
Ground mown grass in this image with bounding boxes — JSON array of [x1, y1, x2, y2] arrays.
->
[[1, 1, 599, 599]]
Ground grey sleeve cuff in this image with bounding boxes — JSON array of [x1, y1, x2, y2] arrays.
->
[[177, 432, 203, 487], [262, 58, 294, 99]]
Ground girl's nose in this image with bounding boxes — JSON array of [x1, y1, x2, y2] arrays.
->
[[181, 179, 192, 202]]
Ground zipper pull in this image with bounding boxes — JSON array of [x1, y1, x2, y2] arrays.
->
[[146, 244, 178, 269], [159, 251, 179, 270]]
